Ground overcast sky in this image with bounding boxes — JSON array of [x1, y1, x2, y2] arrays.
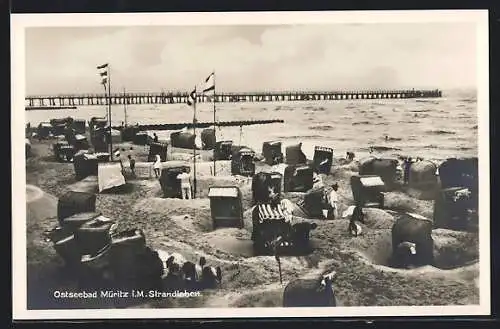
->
[[25, 23, 477, 95]]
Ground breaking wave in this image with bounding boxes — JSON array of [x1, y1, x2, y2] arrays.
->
[[427, 130, 456, 135], [308, 125, 334, 131], [352, 121, 371, 126], [368, 146, 402, 151]]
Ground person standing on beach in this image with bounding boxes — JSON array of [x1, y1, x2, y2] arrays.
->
[[403, 157, 412, 185], [326, 183, 340, 219], [177, 167, 192, 200], [153, 154, 162, 178], [128, 154, 136, 178], [153, 133, 159, 143]]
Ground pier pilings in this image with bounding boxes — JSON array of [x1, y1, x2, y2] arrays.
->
[[25, 89, 442, 109]]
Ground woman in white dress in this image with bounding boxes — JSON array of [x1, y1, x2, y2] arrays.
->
[[153, 154, 162, 178]]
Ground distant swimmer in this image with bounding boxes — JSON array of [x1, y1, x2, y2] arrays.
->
[[385, 135, 389, 141]]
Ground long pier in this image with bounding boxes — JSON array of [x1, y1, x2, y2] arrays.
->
[[25, 89, 442, 109]]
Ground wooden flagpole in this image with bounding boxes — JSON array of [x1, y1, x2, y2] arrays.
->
[[192, 86, 197, 198], [108, 66, 113, 161], [212, 71, 216, 176], [123, 87, 127, 126]]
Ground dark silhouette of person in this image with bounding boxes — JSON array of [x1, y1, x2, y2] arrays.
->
[[348, 218, 360, 237], [128, 154, 136, 178], [352, 205, 365, 224], [403, 157, 412, 185], [153, 133, 159, 143], [348, 206, 364, 237]]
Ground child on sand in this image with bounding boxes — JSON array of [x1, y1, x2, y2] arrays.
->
[[153, 154, 162, 178], [326, 183, 339, 219]]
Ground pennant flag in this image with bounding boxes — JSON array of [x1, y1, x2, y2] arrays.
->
[[97, 63, 109, 87], [203, 72, 215, 95], [187, 87, 197, 106]]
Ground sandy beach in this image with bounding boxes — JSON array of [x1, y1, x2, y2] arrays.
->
[[25, 132, 479, 309]]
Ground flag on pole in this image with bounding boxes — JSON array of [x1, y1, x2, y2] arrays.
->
[[187, 87, 197, 106], [97, 63, 109, 86], [203, 72, 215, 95]]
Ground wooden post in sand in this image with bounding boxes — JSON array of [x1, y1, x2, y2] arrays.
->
[[272, 236, 283, 284], [108, 67, 113, 161]]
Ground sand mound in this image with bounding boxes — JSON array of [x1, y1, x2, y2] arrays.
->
[[346, 226, 479, 271], [229, 259, 341, 307], [26, 185, 58, 223], [431, 229, 479, 269], [362, 208, 396, 229], [133, 197, 212, 232], [206, 233, 254, 257], [231, 285, 283, 307], [26, 185, 44, 203], [67, 176, 98, 194], [384, 191, 434, 219], [405, 187, 438, 201], [346, 230, 394, 266], [196, 175, 252, 199]]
